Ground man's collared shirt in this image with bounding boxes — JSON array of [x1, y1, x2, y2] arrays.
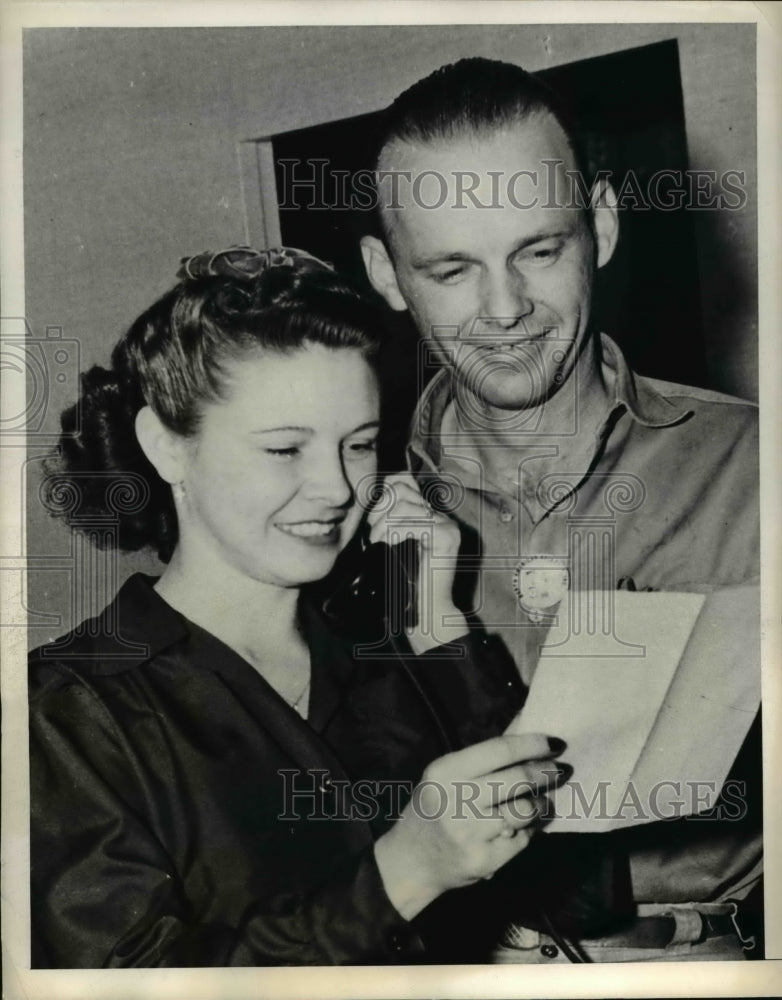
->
[[407, 333, 760, 908], [408, 333, 759, 686]]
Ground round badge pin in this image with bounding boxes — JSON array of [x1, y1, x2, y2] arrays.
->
[[513, 555, 570, 624]]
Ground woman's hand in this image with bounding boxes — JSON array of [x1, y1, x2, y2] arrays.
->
[[365, 473, 465, 653], [373, 733, 565, 920]]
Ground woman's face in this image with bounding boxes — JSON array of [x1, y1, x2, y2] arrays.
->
[[176, 343, 380, 588]]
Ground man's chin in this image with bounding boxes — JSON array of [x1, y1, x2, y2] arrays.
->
[[456, 373, 559, 417]]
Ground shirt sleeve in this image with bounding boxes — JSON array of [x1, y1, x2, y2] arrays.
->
[[29, 666, 424, 969], [397, 630, 525, 749]]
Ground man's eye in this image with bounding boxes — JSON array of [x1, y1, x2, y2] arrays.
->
[[430, 266, 467, 284], [519, 243, 563, 266]]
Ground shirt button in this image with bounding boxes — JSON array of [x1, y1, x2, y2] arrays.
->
[[540, 944, 559, 958], [387, 930, 407, 953], [320, 777, 334, 794], [499, 508, 514, 523]]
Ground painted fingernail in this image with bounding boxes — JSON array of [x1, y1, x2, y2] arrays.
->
[[547, 736, 567, 755]]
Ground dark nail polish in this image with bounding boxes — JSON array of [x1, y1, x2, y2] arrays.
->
[[547, 736, 567, 755]]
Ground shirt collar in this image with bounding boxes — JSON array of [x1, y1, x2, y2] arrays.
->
[[408, 333, 691, 472], [599, 334, 692, 429]]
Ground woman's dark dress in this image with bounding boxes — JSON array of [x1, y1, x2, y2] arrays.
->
[[29, 574, 523, 967]]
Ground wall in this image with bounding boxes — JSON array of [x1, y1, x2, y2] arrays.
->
[[22, 23, 757, 641]]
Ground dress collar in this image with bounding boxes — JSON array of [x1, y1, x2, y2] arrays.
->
[[37, 573, 187, 673]]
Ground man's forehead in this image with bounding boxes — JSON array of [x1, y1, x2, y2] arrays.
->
[[376, 112, 577, 183], [376, 114, 582, 255]]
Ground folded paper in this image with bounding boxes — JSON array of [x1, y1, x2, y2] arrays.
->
[[506, 586, 760, 832]]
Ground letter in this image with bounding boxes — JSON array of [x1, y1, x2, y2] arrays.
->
[[453, 171, 485, 209], [351, 169, 378, 211], [684, 780, 719, 819], [375, 169, 412, 211], [507, 170, 538, 210], [541, 158, 562, 209], [486, 170, 504, 209], [350, 779, 380, 822], [502, 781, 537, 821], [411, 779, 448, 820], [648, 780, 685, 820], [613, 781, 646, 821], [716, 780, 748, 821], [276, 158, 332, 210], [323, 778, 351, 820], [648, 169, 685, 211], [329, 169, 352, 212], [719, 170, 748, 210], [454, 780, 485, 820], [614, 170, 652, 211], [689, 170, 720, 210], [565, 780, 611, 821], [277, 768, 326, 820], [563, 168, 602, 210], [412, 169, 448, 210]]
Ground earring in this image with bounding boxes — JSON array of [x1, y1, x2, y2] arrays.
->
[[172, 481, 186, 502]]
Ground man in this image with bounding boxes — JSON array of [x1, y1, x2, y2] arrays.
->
[[360, 58, 761, 963]]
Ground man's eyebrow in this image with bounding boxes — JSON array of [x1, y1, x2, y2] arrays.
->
[[410, 230, 571, 270], [410, 251, 472, 270]]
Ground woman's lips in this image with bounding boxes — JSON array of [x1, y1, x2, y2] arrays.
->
[[274, 519, 343, 546]]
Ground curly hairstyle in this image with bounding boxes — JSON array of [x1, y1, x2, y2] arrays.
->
[[48, 248, 384, 563]]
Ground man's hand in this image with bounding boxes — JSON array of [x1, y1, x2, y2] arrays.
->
[[366, 473, 465, 652]]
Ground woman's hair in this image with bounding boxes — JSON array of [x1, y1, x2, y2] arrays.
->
[[48, 247, 384, 562]]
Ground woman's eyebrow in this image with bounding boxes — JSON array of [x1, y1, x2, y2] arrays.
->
[[250, 425, 314, 436], [347, 421, 381, 435]]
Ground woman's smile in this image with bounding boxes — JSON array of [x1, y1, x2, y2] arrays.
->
[[274, 516, 346, 544]]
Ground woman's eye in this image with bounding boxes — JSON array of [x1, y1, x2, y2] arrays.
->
[[264, 446, 300, 458], [345, 439, 378, 456]]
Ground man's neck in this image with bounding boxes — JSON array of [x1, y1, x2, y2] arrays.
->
[[482, 337, 607, 446], [445, 337, 612, 495]]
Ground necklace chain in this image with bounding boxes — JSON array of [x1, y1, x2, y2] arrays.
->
[[289, 675, 311, 717]]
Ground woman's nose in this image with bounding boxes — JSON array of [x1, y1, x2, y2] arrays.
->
[[481, 269, 534, 329], [302, 454, 353, 507]]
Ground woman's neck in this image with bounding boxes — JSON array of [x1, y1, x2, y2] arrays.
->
[[155, 544, 304, 671]]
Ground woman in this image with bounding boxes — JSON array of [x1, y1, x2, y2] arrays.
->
[[30, 246, 563, 967]]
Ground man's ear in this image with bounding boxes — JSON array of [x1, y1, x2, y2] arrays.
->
[[135, 406, 187, 486], [360, 235, 408, 312], [590, 179, 619, 269]]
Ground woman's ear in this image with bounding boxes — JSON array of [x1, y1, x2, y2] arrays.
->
[[590, 179, 620, 269], [360, 235, 408, 312], [135, 406, 187, 486]]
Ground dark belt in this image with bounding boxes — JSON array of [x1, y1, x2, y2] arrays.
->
[[592, 911, 738, 949]]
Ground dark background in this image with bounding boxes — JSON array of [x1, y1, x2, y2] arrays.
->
[[270, 41, 707, 462]]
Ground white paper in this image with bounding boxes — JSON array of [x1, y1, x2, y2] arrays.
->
[[506, 587, 760, 832]]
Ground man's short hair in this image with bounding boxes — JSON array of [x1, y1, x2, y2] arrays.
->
[[370, 57, 588, 241]]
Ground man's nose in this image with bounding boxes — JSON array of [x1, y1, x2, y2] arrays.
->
[[480, 268, 533, 330], [302, 453, 353, 507]]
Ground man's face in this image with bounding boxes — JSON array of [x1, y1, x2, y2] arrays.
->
[[365, 114, 616, 413]]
